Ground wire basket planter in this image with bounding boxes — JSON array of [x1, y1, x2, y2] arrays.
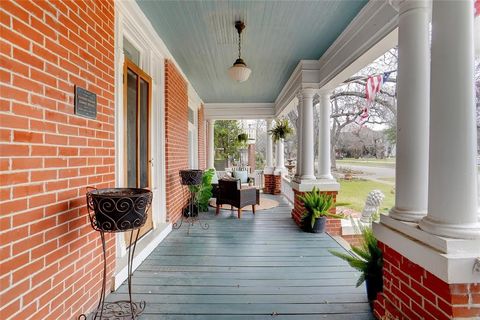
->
[[174, 170, 209, 233], [79, 187, 153, 320]]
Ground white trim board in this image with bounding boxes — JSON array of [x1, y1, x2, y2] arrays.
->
[[373, 221, 480, 284], [204, 103, 275, 120]]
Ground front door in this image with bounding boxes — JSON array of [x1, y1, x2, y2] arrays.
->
[[124, 58, 153, 244]]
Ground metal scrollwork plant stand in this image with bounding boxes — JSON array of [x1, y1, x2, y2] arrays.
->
[[173, 170, 209, 234], [79, 187, 153, 320]]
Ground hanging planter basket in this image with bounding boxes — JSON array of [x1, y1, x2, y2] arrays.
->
[[179, 169, 203, 186], [86, 188, 153, 232]]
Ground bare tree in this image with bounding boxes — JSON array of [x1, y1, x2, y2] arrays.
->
[[328, 48, 398, 168]]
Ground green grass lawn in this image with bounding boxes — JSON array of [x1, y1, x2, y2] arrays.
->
[[337, 179, 395, 213], [337, 158, 396, 168]]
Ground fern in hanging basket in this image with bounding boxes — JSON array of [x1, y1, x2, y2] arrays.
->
[[237, 133, 248, 144], [268, 119, 293, 142]]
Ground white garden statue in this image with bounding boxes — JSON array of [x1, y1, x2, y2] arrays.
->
[[360, 190, 385, 223]]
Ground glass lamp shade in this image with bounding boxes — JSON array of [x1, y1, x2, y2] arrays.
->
[[228, 59, 251, 82]]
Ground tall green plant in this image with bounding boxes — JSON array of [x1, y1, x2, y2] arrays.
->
[[329, 221, 383, 288], [214, 120, 244, 160], [268, 119, 293, 142], [189, 169, 215, 212], [299, 187, 344, 229]]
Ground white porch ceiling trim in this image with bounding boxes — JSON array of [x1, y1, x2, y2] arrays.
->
[[204, 103, 275, 120], [274, 0, 398, 117]]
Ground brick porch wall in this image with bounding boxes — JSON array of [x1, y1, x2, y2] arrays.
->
[[197, 104, 205, 169], [291, 189, 340, 235], [264, 174, 281, 194], [374, 241, 480, 319], [0, 1, 115, 319], [164, 60, 188, 223]]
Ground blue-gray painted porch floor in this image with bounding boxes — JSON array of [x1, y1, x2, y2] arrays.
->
[[108, 195, 374, 319]]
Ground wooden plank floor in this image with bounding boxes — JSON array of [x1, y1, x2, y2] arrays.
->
[[107, 195, 374, 319]]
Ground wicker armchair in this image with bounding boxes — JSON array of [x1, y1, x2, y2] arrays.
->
[[216, 179, 259, 219]]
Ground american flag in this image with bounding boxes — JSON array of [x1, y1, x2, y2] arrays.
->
[[365, 71, 392, 102], [358, 71, 393, 125]]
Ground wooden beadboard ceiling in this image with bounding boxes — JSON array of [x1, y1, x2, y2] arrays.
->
[[136, 0, 367, 103]]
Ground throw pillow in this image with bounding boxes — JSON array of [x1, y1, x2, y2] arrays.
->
[[233, 170, 248, 183]]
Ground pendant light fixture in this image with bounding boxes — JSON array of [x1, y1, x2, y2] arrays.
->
[[228, 21, 251, 82]]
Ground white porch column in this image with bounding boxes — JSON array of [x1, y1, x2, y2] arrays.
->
[[265, 119, 274, 172], [389, 0, 430, 222], [295, 103, 303, 178], [299, 89, 316, 180], [317, 93, 333, 180], [207, 120, 215, 169], [275, 139, 285, 171], [419, 0, 480, 239]]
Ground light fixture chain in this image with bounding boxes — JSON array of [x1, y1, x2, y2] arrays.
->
[[238, 31, 241, 59]]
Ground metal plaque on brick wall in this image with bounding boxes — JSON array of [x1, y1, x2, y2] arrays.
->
[[74, 86, 97, 119]]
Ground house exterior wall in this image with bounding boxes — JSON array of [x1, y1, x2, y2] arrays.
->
[[198, 104, 206, 169], [164, 60, 189, 223], [0, 1, 116, 319], [374, 241, 480, 319]]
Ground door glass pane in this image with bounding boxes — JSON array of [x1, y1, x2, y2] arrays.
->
[[139, 79, 149, 188], [126, 69, 137, 187], [123, 37, 140, 65]]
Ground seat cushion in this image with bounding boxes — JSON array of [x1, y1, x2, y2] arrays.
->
[[233, 170, 248, 183]]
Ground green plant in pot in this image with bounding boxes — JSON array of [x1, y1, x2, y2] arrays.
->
[[188, 168, 215, 213], [237, 133, 248, 145], [329, 221, 383, 309], [298, 187, 344, 233], [268, 119, 293, 142]]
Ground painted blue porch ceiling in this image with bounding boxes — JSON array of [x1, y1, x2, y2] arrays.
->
[[137, 0, 367, 103]]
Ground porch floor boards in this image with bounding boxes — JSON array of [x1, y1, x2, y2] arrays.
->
[[107, 195, 373, 319]]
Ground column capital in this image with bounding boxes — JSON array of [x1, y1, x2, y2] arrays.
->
[[296, 88, 316, 101], [389, 0, 431, 14]]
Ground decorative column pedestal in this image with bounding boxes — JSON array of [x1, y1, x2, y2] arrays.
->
[[263, 172, 282, 195], [374, 217, 480, 319]]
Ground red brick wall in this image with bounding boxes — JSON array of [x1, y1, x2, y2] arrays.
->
[[164, 60, 188, 223], [197, 104, 206, 170], [264, 174, 281, 195], [374, 241, 480, 319], [0, 1, 115, 319], [291, 189, 339, 234]]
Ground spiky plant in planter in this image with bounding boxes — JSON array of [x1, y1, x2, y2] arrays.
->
[[268, 119, 293, 142], [299, 187, 344, 233], [329, 221, 383, 309]]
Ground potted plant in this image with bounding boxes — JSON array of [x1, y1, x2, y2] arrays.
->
[[268, 119, 293, 142], [189, 168, 215, 212], [329, 221, 383, 309], [298, 187, 344, 233], [237, 133, 248, 144]]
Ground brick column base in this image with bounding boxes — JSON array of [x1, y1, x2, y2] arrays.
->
[[264, 174, 281, 194], [374, 241, 480, 319], [291, 189, 340, 234]]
